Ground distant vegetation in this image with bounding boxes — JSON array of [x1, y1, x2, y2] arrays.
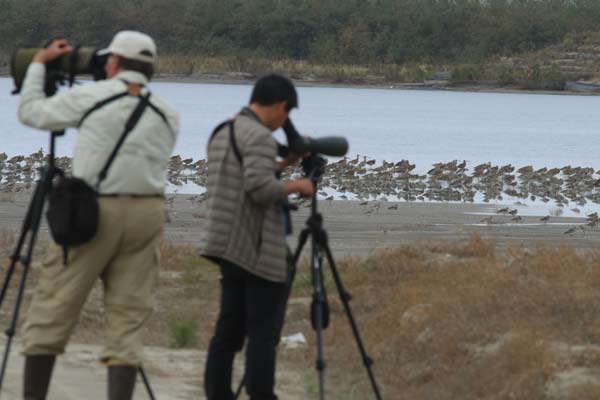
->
[[2, 0, 600, 87]]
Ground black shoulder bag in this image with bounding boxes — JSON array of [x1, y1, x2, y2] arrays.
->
[[47, 91, 151, 264]]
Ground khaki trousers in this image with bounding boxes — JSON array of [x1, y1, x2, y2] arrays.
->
[[22, 196, 164, 365]]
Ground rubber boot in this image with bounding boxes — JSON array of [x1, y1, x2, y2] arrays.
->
[[23, 354, 56, 400], [108, 365, 137, 400]]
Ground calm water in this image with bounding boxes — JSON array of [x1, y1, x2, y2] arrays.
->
[[2, 77, 600, 171]]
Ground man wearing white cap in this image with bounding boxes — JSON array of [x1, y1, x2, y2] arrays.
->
[[17, 31, 178, 399]]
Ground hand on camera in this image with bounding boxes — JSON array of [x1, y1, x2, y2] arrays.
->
[[280, 151, 311, 170], [290, 178, 315, 198], [33, 39, 73, 64]]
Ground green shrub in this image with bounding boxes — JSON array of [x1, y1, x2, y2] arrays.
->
[[521, 63, 565, 90], [168, 318, 198, 348], [450, 64, 483, 84], [496, 65, 518, 85]]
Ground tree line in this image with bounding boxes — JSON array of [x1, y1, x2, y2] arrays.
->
[[1, 0, 600, 66]]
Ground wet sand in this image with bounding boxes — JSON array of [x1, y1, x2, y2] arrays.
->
[[0, 193, 600, 257], [1, 193, 599, 258], [150, 195, 600, 256]]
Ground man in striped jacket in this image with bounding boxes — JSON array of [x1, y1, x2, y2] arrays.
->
[[200, 74, 313, 400]]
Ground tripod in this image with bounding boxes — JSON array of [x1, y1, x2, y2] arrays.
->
[[0, 131, 62, 391], [292, 156, 383, 400], [0, 133, 157, 399]]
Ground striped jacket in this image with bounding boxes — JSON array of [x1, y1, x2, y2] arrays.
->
[[199, 108, 288, 282]]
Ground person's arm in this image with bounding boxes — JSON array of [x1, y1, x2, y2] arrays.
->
[[277, 151, 309, 171], [242, 134, 315, 204], [242, 129, 286, 205], [17, 39, 90, 131], [283, 178, 314, 197]]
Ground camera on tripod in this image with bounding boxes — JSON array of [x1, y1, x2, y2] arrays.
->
[[281, 118, 348, 179], [10, 45, 108, 95], [282, 121, 382, 399]]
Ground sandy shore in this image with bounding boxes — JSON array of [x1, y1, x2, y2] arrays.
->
[[171, 196, 600, 257], [2, 193, 598, 257]]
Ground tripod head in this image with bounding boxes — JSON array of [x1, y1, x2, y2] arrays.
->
[[301, 154, 327, 183]]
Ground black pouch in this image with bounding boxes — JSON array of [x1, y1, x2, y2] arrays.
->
[[47, 172, 99, 254]]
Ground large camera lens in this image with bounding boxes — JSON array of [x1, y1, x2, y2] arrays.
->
[[11, 47, 107, 95], [283, 119, 348, 157]]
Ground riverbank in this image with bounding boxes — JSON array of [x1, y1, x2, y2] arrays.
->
[[1, 64, 596, 97]]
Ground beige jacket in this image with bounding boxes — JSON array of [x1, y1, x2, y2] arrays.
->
[[18, 63, 179, 194], [199, 109, 289, 282]]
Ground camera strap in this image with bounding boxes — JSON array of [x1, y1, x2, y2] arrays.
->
[[209, 119, 242, 164], [95, 91, 151, 190], [77, 80, 174, 135], [77, 91, 130, 127]]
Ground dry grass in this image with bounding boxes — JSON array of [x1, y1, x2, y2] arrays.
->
[[156, 54, 434, 84], [143, 241, 219, 348], [3, 235, 600, 398], [309, 235, 600, 399]]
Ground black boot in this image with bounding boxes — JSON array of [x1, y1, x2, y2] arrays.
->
[[23, 354, 56, 400], [108, 365, 137, 400]]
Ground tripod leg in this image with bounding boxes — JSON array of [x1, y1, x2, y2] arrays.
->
[[0, 182, 45, 311], [293, 227, 310, 265], [321, 239, 383, 400], [234, 375, 245, 399], [0, 170, 52, 392], [0, 262, 18, 317], [0, 243, 34, 391], [309, 239, 327, 400], [138, 367, 156, 400]]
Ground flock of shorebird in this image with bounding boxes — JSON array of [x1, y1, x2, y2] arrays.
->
[[1, 151, 599, 235]]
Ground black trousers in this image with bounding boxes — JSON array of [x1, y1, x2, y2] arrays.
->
[[204, 259, 289, 400]]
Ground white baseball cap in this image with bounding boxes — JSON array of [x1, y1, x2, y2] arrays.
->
[[98, 31, 157, 64]]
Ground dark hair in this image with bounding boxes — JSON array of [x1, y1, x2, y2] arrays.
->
[[250, 74, 298, 111], [118, 56, 154, 80]]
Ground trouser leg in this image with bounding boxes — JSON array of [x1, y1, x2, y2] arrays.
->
[[22, 198, 123, 356], [244, 274, 288, 400], [204, 263, 246, 400], [100, 197, 164, 366], [107, 365, 137, 400], [23, 354, 55, 400], [100, 235, 161, 365]]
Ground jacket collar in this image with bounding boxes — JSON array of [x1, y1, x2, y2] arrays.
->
[[113, 70, 148, 86], [239, 107, 267, 127]]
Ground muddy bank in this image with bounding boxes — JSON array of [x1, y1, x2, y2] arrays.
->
[[1, 193, 598, 258]]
